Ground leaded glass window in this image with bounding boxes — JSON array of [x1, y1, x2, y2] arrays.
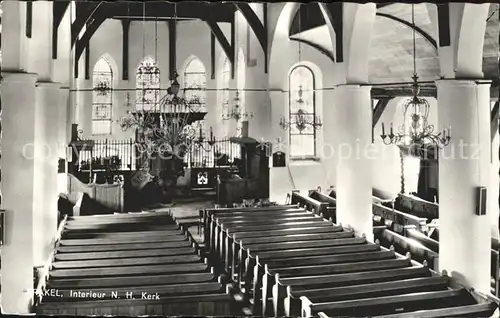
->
[[92, 57, 113, 135], [289, 65, 316, 157], [183, 57, 207, 109], [136, 57, 160, 111]]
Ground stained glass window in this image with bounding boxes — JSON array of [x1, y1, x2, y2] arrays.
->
[[289, 65, 316, 157], [183, 57, 207, 138], [136, 57, 160, 111], [183, 57, 207, 109], [92, 57, 113, 135]]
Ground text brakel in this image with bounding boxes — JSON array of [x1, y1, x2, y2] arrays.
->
[[141, 292, 160, 300]]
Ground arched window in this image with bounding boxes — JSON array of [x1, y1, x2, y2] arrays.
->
[[183, 57, 207, 135], [220, 58, 231, 136], [92, 57, 113, 135], [289, 65, 316, 157], [183, 57, 207, 108], [136, 57, 160, 111], [236, 49, 245, 137]]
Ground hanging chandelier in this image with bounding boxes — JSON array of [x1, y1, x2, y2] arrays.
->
[[118, 3, 213, 158], [279, 85, 322, 133], [278, 5, 322, 134], [119, 72, 214, 156], [221, 91, 253, 122], [380, 4, 451, 149]]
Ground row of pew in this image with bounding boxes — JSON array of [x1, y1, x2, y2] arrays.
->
[[299, 189, 500, 297], [202, 203, 497, 317], [36, 211, 238, 316]]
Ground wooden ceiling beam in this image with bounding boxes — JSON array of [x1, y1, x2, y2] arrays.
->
[[492, 101, 499, 140], [376, 12, 437, 50], [234, 3, 267, 72], [373, 97, 393, 128], [206, 19, 234, 73]]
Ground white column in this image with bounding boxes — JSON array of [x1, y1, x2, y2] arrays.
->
[[33, 82, 62, 266], [436, 80, 491, 293], [76, 80, 93, 138], [490, 125, 500, 240], [322, 89, 337, 188], [334, 85, 373, 241], [268, 90, 291, 204], [58, 88, 70, 195], [1, 72, 38, 314], [28, 1, 53, 81]]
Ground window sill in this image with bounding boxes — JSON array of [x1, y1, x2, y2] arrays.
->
[[290, 156, 321, 162], [289, 157, 321, 166]]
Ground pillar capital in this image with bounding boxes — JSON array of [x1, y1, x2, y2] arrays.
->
[[1, 72, 38, 85], [435, 79, 492, 89], [334, 84, 372, 91], [36, 81, 62, 90]]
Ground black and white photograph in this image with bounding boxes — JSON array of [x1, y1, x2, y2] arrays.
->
[[1, 0, 500, 316]]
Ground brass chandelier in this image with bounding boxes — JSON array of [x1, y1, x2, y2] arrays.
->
[[279, 5, 322, 134], [118, 2, 214, 159], [380, 4, 451, 149], [221, 91, 253, 122], [279, 85, 322, 132]]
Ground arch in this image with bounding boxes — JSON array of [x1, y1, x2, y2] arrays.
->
[[136, 56, 160, 111], [288, 64, 317, 157], [92, 56, 113, 135], [455, 3, 489, 77], [93, 53, 119, 86], [183, 56, 207, 107]]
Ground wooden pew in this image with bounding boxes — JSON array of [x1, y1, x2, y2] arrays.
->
[[287, 276, 449, 317], [275, 266, 431, 317], [230, 225, 346, 281], [268, 252, 412, 316], [305, 288, 469, 317], [201, 204, 298, 244], [232, 221, 344, 286], [43, 281, 228, 302], [372, 203, 427, 234], [290, 191, 329, 217], [312, 189, 427, 233], [406, 228, 439, 252], [209, 209, 320, 267], [374, 228, 439, 271], [39, 210, 239, 317], [37, 290, 237, 316], [208, 203, 497, 318], [48, 272, 216, 289], [407, 227, 500, 296], [308, 190, 336, 221], [370, 302, 497, 318], [203, 206, 306, 252], [396, 193, 439, 220], [215, 211, 323, 268]]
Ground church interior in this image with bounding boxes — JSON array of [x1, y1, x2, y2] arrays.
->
[[2, 1, 500, 316]]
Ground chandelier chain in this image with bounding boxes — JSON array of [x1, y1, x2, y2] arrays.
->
[[380, 4, 451, 150]]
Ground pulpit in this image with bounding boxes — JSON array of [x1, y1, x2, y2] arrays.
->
[[216, 137, 270, 205]]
